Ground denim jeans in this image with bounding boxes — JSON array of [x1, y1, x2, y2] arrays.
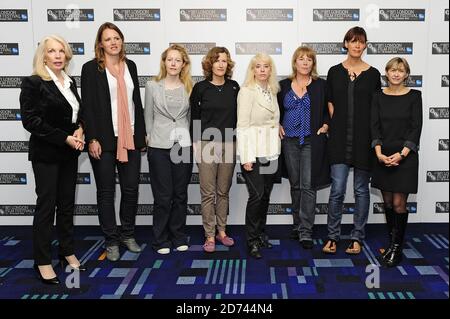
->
[[282, 137, 316, 241], [327, 164, 370, 241]]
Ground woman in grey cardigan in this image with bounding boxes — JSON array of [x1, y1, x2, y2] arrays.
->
[[144, 44, 193, 254]]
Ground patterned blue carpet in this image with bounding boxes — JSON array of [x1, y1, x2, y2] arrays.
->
[[0, 224, 448, 299]]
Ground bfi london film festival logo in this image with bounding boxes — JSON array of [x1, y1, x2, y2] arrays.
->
[[445, 9, 449, 21], [366, 42, 413, 55], [432, 42, 449, 55], [192, 76, 206, 83], [426, 171, 449, 183], [373, 202, 417, 214], [235, 42, 282, 55], [429, 107, 449, 120], [0, 43, 19, 55], [0, 173, 27, 185], [312, 8, 359, 21], [0, 76, 24, 89], [0, 109, 21, 121], [74, 205, 98, 216], [0, 141, 28, 153], [246, 8, 294, 21], [381, 75, 422, 87], [138, 76, 155, 88], [0, 205, 35, 216], [180, 9, 227, 22], [47, 8, 94, 29], [438, 139, 449, 151], [135, 204, 202, 215], [169, 42, 216, 55], [435, 202, 449, 213], [379, 9, 425, 21], [301, 42, 346, 55], [113, 8, 160, 21], [69, 43, 84, 55], [0, 9, 28, 22], [76, 173, 91, 184], [442, 75, 449, 87], [124, 43, 150, 55]]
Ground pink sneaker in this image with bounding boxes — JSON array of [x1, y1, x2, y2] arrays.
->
[[215, 235, 235, 247], [203, 240, 215, 253]]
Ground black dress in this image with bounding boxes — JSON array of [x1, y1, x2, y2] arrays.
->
[[371, 89, 423, 193]]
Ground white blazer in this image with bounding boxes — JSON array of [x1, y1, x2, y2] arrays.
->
[[236, 85, 281, 164]]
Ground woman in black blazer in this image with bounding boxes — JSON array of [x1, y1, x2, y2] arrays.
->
[[81, 22, 146, 261], [277, 46, 330, 249], [20, 35, 86, 285]]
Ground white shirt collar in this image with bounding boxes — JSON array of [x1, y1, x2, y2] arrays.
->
[[45, 65, 72, 89]]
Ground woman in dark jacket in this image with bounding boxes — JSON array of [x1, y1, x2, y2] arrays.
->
[[278, 46, 330, 249], [20, 35, 86, 284], [81, 22, 146, 261]]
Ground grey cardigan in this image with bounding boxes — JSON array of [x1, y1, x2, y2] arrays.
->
[[144, 80, 191, 148]]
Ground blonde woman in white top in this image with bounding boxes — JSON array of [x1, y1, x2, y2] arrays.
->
[[237, 53, 280, 259]]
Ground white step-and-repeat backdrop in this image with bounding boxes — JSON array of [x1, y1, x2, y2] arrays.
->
[[0, 0, 448, 225]]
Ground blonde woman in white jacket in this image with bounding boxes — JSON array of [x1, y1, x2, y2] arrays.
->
[[237, 53, 280, 259]]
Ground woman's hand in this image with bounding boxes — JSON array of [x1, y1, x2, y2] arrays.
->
[[377, 153, 392, 166], [317, 124, 328, 135], [88, 139, 102, 160], [72, 126, 85, 150], [243, 162, 253, 171], [279, 126, 285, 139], [65, 135, 85, 150]]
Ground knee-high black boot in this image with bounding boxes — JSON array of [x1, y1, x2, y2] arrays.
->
[[381, 207, 395, 260], [383, 212, 409, 267]]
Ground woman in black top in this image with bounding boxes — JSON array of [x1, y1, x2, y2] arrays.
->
[[371, 57, 422, 267], [81, 22, 146, 261], [190, 47, 240, 253], [322, 26, 381, 255], [20, 35, 86, 284]]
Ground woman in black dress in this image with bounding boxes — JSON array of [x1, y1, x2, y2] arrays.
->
[[371, 57, 422, 267]]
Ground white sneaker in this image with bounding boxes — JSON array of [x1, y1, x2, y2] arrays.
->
[[176, 245, 189, 252], [157, 248, 170, 254]]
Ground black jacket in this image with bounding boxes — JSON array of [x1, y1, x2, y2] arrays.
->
[[81, 59, 146, 152], [20, 75, 83, 163], [277, 77, 331, 189], [326, 64, 381, 170]]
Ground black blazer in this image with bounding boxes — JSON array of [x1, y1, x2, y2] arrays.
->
[[81, 58, 146, 152], [277, 77, 331, 189], [20, 75, 83, 163]]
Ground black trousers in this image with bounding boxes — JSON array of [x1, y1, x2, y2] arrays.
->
[[148, 145, 193, 250], [241, 158, 277, 246], [90, 150, 141, 247], [32, 158, 78, 265]]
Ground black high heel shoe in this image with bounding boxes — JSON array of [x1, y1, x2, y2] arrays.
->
[[58, 255, 87, 272], [33, 264, 60, 285]]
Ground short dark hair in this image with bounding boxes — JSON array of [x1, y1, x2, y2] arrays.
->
[[342, 26, 367, 50]]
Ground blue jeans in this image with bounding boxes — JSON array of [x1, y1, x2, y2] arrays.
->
[[282, 137, 316, 241], [327, 164, 370, 241]]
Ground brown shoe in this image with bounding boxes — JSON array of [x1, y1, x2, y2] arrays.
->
[[322, 239, 337, 254], [345, 240, 362, 255]]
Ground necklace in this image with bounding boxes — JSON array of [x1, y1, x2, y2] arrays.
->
[[211, 81, 225, 92]]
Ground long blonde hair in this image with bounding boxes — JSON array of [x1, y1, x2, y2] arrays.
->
[[155, 44, 193, 94], [242, 53, 280, 94], [33, 35, 73, 81]]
